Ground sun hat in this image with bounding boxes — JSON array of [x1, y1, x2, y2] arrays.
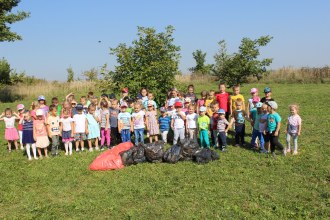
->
[[184, 97, 191, 103], [256, 102, 263, 108], [36, 109, 44, 116], [120, 102, 128, 108], [264, 87, 271, 93], [250, 88, 258, 94], [76, 104, 83, 110], [147, 100, 155, 106], [199, 106, 207, 112], [38, 95, 46, 101], [267, 101, 278, 110], [160, 107, 166, 112], [174, 101, 183, 108], [17, 104, 25, 110], [217, 109, 225, 114], [252, 96, 261, 103], [122, 87, 129, 93]]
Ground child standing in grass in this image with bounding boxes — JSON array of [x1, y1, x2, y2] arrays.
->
[[186, 105, 198, 141], [266, 101, 284, 158], [217, 109, 230, 151], [229, 98, 249, 147], [99, 100, 111, 150], [60, 109, 74, 155], [34, 109, 49, 158], [146, 101, 159, 143], [0, 108, 20, 152], [73, 104, 88, 152], [17, 104, 25, 150], [250, 102, 267, 153], [158, 107, 171, 143], [229, 85, 245, 117], [86, 104, 100, 152], [60, 101, 72, 118], [51, 97, 62, 116], [109, 99, 121, 146], [185, 84, 198, 105], [171, 101, 186, 145], [197, 106, 210, 148], [132, 103, 146, 145], [215, 83, 230, 120], [261, 87, 274, 103], [285, 104, 302, 155], [118, 102, 133, 143], [260, 103, 270, 152], [20, 110, 38, 160], [47, 105, 61, 156], [196, 90, 207, 113], [210, 102, 220, 148], [38, 95, 49, 117], [247, 88, 260, 116]]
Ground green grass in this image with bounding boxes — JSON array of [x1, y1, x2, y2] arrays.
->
[[0, 83, 329, 219]]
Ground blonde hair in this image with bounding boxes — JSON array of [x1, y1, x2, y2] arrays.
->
[[289, 104, 300, 114], [235, 98, 243, 105]]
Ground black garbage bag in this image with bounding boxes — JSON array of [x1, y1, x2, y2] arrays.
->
[[120, 147, 136, 166], [132, 143, 146, 164], [193, 148, 219, 164], [163, 145, 182, 164], [143, 141, 165, 163], [181, 138, 200, 161]]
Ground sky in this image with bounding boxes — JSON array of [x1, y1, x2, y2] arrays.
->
[[1, 0, 330, 81]]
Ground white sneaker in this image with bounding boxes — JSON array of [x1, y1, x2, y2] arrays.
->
[[293, 151, 298, 155], [65, 152, 68, 156], [81, 148, 85, 151], [89, 148, 93, 152], [28, 157, 32, 161], [76, 148, 80, 152], [95, 147, 100, 151], [69, 151, 72, 155], [21, 146, 25, 150], [34, 157, 39, 160]]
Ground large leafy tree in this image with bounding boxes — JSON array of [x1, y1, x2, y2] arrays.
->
[[213, 36, 273, 87], [107, 25, 180, 105], [189, 49, 212, 75], [0, 0, 30, 42], [0, 57, 11, 84]]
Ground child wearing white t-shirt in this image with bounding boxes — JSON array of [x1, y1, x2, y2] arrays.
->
[[185, 105, 197, 141]]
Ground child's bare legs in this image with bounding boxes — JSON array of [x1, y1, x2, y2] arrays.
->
[[14, 140, 18, 150], [154, 135, 158, 142], [38, 148, 42, 158], [68, 142, 73, 155], [265, 141, 270, 152], [88, 139, 92, 149], [149, 135, 158, 143], [7, 141, 12, 152], [44, 148, 48, 157], [75, 141, 80, 151], [80, 140, 84, 151], [94, 139, 99, 150]]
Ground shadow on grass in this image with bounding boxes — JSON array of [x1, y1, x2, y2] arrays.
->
[[0, 86, 24, 103]]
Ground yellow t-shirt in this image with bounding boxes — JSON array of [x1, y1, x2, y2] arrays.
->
[[204, 99, 214, 117], [230, 94, 245, 113]]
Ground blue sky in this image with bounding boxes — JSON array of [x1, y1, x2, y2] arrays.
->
[[1, 0, 329, 81]]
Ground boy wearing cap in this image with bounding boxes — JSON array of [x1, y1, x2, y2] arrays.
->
[[250, 102, 267, 153], [17, 104, 25, 150], [266, 101, 284, 157], [197, 106, 210, 148], [118, 102, 133, 143], [171, 102, 186, 145], [217, 109, 230, 151], [159, 107, 171, 143], [73, 104, 88, 152], [261, 87, 274, 103], [47, 105, 61, 156]]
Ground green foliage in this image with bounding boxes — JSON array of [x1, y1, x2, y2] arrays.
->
[[66, 67, 75, 83], [213, 36, 273, 87], [189, 49, 212, 75], [0, 0, 30, 42], [0, 57, 11, 84], [97, 63, 115, 93], [107, 25, 181, 105], [82, 68, 98, 81]]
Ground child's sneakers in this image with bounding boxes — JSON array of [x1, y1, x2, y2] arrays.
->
[[28, 157, 32, 161], [76, 148, 80, 152], [89, 148, 93, 152], [95, 147, 100, 151], [283, 149, 287, 156], [34, 156, 39, 160], [65, 152, 68, 156], [100, 146, 105, 151], [81, 148, 85, 151], [287, 149, 291, 153], [293, 151, 298, 155]]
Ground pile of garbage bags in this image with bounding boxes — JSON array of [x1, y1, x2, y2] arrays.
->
[[121, 139, 219, 166]]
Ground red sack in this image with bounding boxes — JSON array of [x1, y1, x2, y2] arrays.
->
[[89, 142, 134, 171]]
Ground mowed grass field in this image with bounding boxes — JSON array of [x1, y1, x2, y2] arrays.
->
[[0, 83, 329, 219]]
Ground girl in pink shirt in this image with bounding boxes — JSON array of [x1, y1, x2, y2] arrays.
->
[[285, 104, 302, 155]]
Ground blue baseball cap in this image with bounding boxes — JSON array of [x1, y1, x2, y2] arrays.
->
[[217, 109, 225, 114], [264, 87, 271, 93], [199, 106, 207, 112], [256, 102, 263, 108], [38, 95, 46, 101]]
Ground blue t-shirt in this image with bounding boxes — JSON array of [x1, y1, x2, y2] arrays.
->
[[118, 112, 132, 130], [267, 112, 281, 132], [158, 116, 171, 132]]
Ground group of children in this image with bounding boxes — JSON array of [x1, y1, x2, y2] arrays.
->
[[0, 84, 302, 160]]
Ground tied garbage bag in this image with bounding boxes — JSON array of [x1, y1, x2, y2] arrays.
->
[[120, 147, 135, 166], [89, 142, 134, 171], [163, 145, 182, 164], [193, 148, 219, 164], [143, 141, 165, 163], [133, 143, 146, 164], [181, 138, 200, 161]]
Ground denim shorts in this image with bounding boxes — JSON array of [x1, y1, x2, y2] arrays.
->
[[74, 133, 86, 141]]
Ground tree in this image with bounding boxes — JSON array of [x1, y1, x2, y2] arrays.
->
[[0, 0, 30, 42], [189, 49, 212, 75], [106, 25, 180, 105], [213, 36, 273, 87], [66, 67, 74, 82], [0, 58, 11, 84], [82, 68, 98, 81]]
